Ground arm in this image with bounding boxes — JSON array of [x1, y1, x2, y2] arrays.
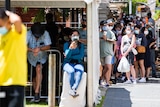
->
[[120, 36, 124, 55], [71, 44, 84, 60], [6, 11, 22, 34], [113, 41, 117, 55], [79, 39, 87, 45], [63, 42, 72, 59], [123, 35, 136, 56]]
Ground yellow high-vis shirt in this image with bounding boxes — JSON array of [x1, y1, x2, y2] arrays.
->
[[0, 24, 27, 86]]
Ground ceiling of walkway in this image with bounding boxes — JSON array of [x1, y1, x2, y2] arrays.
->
[[0, 0, 87, 8]]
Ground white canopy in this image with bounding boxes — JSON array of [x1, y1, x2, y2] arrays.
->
[[0, 0, 93, 8]]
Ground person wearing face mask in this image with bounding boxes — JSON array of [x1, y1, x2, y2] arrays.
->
[[0, 9, 27, 107], [63, 29, 84, 97], [120, 26, 137, 84], [134, 25, 147, 83], [99, 19, 116, 87], [27, 22, 51, 102], [141, 27, 153, 81], [78, 20, 87, 64]]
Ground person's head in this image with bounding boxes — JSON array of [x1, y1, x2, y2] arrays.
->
[[147, 12, 152, 18], [134, 25, 141, 35], [115, 22, 122, 35], [141, 27, 149, 36], [106, 19, 114, 30], [46, 13, 53, 23], [31, 22, 45, 38], [125, 26, 132, 35], [0, 9, 11, 35], [70, 29, 80, 41], [81, 19, 87, 29], [99, 20, 107, 31]]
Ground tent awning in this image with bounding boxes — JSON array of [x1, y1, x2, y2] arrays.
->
[[0, 0, 94, 8]]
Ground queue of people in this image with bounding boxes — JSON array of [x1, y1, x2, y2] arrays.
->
[[99, 12, 158, 87]]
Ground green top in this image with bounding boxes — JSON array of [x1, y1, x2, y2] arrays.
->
[[99, 30, 116, 58]]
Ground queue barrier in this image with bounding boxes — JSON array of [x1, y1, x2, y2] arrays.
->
[[25, 49, 62, 105]]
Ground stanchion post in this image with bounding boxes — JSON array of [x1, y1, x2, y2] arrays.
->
[[48, 54, 56, 107]]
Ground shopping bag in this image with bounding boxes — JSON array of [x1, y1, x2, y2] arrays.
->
[[117, 56, 130, 72]]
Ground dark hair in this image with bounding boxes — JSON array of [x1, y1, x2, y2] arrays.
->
[[140, 27, 145, 34], [147, 12, 152, 18], [121, 26, 126, 36], [134, 25, 141, 29], [115, 22, 122, 29], [72, 29, 80, 35], [100, 20, 107, 25], [0, 8, 8, 19], [46, 13, 53, 21], [31, 22, 45, 37]]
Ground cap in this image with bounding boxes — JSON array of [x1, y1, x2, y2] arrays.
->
[[100, 20, 107, 25], [107, 19, 114, 24]]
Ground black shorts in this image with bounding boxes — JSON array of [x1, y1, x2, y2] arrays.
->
[[0, 85, 25, 107], [136, 53, 145, 61], [32, 62, 47, 78], [126, 52, 134, 65]]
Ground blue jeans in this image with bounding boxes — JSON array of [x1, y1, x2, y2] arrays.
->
[[63, 63, 84, 90], [150, 49, 156, 76]]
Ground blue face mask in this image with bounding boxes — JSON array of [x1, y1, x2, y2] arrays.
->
[[134, 30, 139, 34], [102, 26, 107, 31], [0, 26, 8, 36], [148, 27, 152, 31]]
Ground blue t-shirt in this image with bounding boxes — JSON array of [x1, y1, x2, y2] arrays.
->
[[63, 42, 84, 65], [27, 30, 52, 66]]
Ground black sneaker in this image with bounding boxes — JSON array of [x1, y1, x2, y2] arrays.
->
[[34, 93, 40, 103], [152, 75, 157, 78]]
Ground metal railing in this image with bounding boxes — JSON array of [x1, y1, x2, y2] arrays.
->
[[25, 49, 62, 105]]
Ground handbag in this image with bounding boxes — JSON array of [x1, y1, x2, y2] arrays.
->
[[136, 46, 146, 53]]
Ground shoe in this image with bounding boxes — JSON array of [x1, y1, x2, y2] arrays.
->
[[138, 77, 146, 83], [34, 93, 40, 103], [30, 93, 40, 103], [132, 80, 137, 84], [69, 89, 79, 97], [146, 77, 149, 81], [100, 80, 106, 86], [123, 80, 132, 84], [152, 75, 157, 78]]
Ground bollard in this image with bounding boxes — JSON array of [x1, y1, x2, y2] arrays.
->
[[48, 54, 56, 107]]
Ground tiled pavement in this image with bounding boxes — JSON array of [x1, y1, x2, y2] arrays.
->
[[102, 78, 160, 107]]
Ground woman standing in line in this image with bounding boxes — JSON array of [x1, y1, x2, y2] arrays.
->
[[120, 26, 137, 84]]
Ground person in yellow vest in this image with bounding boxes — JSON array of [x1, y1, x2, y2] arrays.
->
[[0, 9, 27, 107]]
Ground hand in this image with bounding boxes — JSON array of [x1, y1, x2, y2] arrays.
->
[[122, 52, 127, 57], [102, 35, 107, 41], [33, 47, 40, 53], [69, 41, 77, 49], [33, 52, 38, 56]]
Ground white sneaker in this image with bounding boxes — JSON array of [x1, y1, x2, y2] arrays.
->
[[69, 89, 79, 97], [124, 80, 132, 84], [138, 77, 146, 83], [100, 80, 106, 85], [132, 79, 137, 84]]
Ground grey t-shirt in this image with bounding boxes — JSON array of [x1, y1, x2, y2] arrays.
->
[[99, 30, 116, 57]]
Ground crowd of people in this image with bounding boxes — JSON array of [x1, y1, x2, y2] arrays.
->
[[99, 12, 158, 87], [0, 7, 159, 106]]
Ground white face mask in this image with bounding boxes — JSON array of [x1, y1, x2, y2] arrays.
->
[[71, 35, 79, 41], [144, 30, 149, 35], [126, 30, 131, 35], [107, 25, 113, 30]]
